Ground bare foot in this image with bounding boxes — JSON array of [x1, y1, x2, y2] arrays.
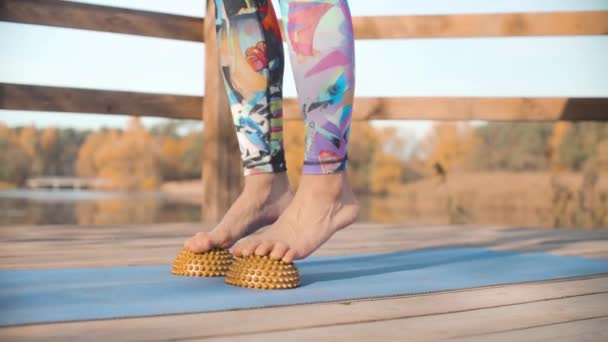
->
[[232, 171, 360, 262], [185, 172, 293, 253]]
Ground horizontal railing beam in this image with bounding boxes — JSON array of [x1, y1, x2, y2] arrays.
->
[[0, 0, 204, 41], [285, 97, 608, 121], [351, 11, 608, 39], [1, 84, 606, 121], [0, 83, 203, 120], [1, 2, 605, 40]]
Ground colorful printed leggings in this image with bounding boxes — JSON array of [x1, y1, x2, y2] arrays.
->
[[214, 0, 355, 175]]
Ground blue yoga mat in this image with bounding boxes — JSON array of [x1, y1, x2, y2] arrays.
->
[[2, 247, 608, 326]]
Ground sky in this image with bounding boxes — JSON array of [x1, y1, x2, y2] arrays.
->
[[1, 0, 607, 138]]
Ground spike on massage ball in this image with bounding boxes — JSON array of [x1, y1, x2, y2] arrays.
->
[[225, 255, 300, 290], [171, 248, 234, 277]]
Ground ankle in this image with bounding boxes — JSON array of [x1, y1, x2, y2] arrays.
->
[[243, 172, 291, 202], [298, 171, 355, 200]]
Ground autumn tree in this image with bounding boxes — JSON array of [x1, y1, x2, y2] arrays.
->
[[369, 152, 403, 195], [422, 123, 478, 175], [39, 127, 61, 175], [94, 118, 160, 191], [369, 127, 407, 195], [158, 135, 184, 181], [18, 126, 45, 176], [284, 121, 306, 190], [558, 122, 608, 171], [347, 122, 382, 192], [549, 121, 572, 171], [77, 131, 109, 178], [0, 124, 30, 186], [180, 131, 204, 179], [471, 122, 552, 171]]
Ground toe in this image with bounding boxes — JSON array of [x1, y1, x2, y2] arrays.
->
[[254, 241, 274, 256], [282, 249, 298, 263], [189, 232, 212, 253], [210, 229, 232, 249], [240, 238, 260, 257], [269, 242, 288, 260], [230, 240, 244, 257]]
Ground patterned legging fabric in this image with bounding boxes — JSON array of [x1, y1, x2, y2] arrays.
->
[[214, 0, 355, 175]]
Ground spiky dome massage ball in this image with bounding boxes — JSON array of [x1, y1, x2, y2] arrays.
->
[[172, 248, 234, 277], [225, 255, 300, 290]]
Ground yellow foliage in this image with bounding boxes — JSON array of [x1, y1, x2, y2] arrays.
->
[[18, 126, 38, 158], [76, 118, 161, 191], [159, 136, 185, 179], [40, 127, 58, 154], [347, 122, 380, 192], [422, 123, 478, 175], [0, 123, 17, 144], [549, 121, 572, 171], [77, 131, 109, 177], [284, 121, 305, 190], [370, 152, 402, 195], [597, 140, 608, 174]]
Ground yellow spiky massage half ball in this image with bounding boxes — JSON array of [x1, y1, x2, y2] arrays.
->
[[225, 255, 300, 290], [172, 248, 234, 277]]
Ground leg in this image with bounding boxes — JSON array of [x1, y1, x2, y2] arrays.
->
[[233, 0, 359, 262], [186, 0, 292, 253]]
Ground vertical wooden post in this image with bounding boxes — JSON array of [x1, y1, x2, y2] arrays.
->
[[201, 0, 242, 223]]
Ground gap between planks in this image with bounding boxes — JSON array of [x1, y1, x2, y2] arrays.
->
[[454, 316, 608, 342], [202, 292, 608, 342], [2, 275, 607, 342]]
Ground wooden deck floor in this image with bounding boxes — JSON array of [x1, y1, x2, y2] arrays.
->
[[1, 223, 607, 341]]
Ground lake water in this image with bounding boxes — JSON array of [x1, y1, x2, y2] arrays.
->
[[0, 190, 201, 226], [0, 189, 409, 226], [2, 186, 606, 228]]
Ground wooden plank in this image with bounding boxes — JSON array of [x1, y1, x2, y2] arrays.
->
[[0, 83, 202, 120], [1, 276, 606, 341], [283, 97, 608, 121], [200, 0, 243, 223], [2, 83, 606, 122], [1, 2, 603, 42], [2, 223, 608, 269], [211, 293, 608, 341], [351, 11, 608, 39], [0, 0, 204, 41], [458, 316, 608, 342], [1, 223, 607, 339]]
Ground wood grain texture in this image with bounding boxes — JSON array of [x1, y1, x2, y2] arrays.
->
[[0, 83, 202, 119], [457, 316, 608, 342], [351, 11, 608, 39], [2, 84, 606, 121], [2, 223, 607, 270], [284, 97, 608, 121], [1, 276, 606, 341], [1, 223, 607, 340], [212, 293, 608, 341], [2, 2, 604, 41], [0, 0, 204, 41], [200, 0, 243, 223]]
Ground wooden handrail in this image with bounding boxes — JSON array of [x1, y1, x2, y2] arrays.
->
[[0, 83, 202, 120], [284, 97, 608, 121], [0, 0, 204, 41], [351, 11, 608, 39], [3, 84, 606, 121], [2, 0, 607, 222], [2, 1, 606, 40]]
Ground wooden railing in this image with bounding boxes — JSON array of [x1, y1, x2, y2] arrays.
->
[[1, 0, 607, 220]]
